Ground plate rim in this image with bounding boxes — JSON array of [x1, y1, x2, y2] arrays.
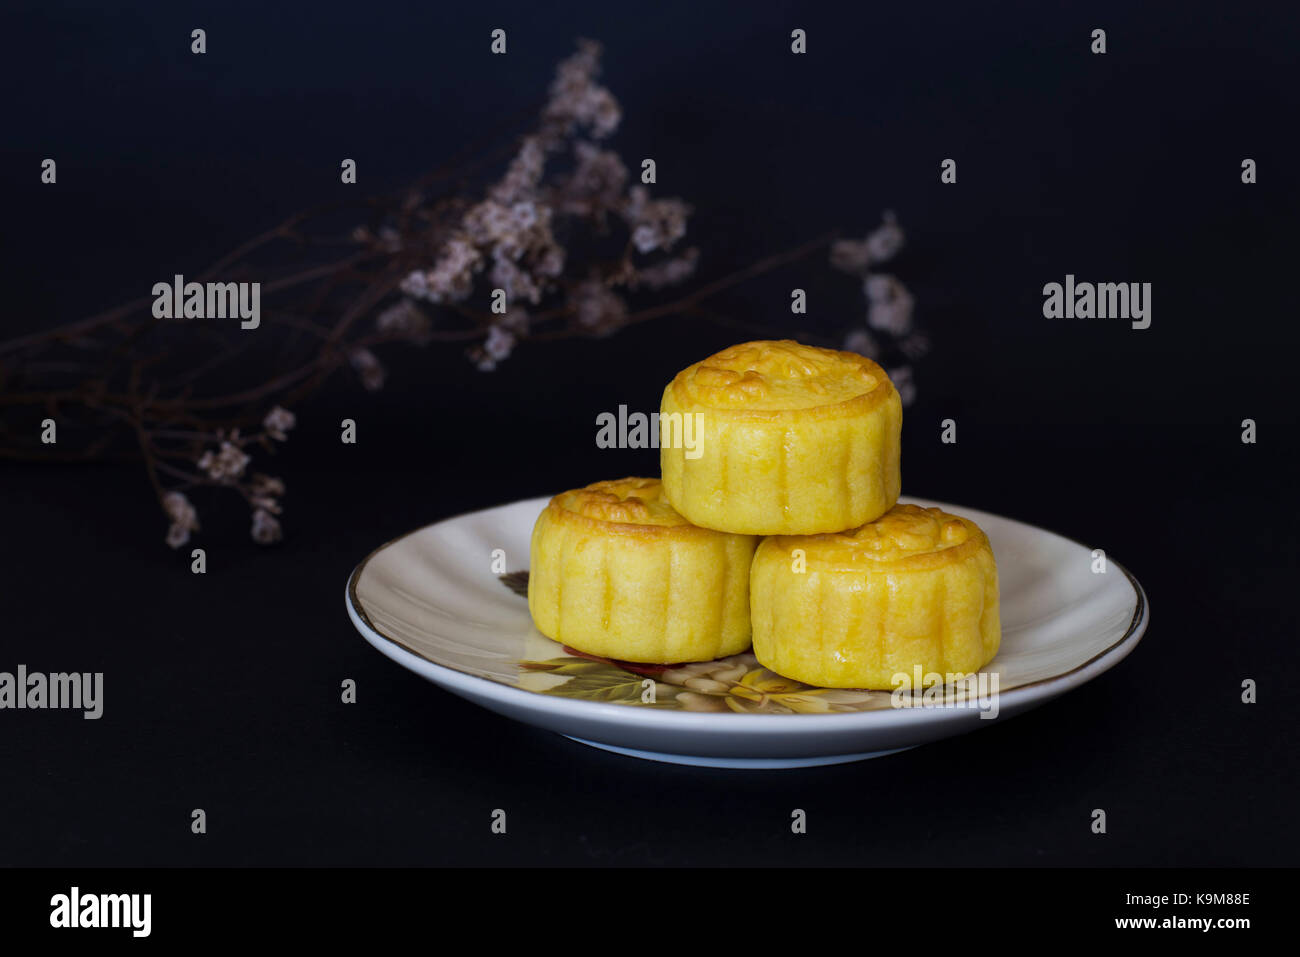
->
[[346, 496, 1149, 730]]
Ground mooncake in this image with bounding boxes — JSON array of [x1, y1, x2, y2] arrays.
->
[[660, 339, 901, 535], [528, 477, 758, 663], [749, 504, 999, 688]]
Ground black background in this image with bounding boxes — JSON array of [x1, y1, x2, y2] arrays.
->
[[1, 0, 1297, 867]]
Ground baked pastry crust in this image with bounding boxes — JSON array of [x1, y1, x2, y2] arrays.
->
[[528, 477, 758, 663], [750, 504, 1000, 688], [660, 340, 902, 535]]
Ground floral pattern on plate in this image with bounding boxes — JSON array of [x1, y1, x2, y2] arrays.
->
[[522, 649, 891, 713], [510, 573, 892, 713]]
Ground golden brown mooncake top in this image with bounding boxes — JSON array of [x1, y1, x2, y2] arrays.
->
[[671, 340, 890, 412], [552, 477, 691, 528], [769, 504, 990, 568]]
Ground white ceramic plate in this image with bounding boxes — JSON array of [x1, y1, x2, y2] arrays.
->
[[346, 496, 1148, 768]]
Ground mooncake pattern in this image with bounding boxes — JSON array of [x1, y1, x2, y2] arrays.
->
[[660, 340, 902, 535], [528, 477, 759, 663], [749, 504, 1000, 688]]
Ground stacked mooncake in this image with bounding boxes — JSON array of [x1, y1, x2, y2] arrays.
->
[[527, 340, 999, 689]]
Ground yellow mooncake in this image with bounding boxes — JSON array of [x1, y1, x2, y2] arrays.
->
[[660, 339, 902, 535], [749, 504, 1000, 689], [528, 477, 758, 663]]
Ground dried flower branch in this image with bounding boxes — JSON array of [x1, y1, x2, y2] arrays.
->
[[831, 210, 926, 398], [0, 39, 922, 548]]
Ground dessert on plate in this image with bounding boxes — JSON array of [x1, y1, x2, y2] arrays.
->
[[748, 503, 1000, 689], [528, 477, 758, 663], [660, 339, 902, 535], [525, 338, 1001, 693]]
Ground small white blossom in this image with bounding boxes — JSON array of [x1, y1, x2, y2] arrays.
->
[[485, 325, 515, 357], [349, 348, 386, 391], [623, 186, 690, 253], [831, 213, 906, 274], [197, 439, 251, 483], [570, 280, 627, 334], [262, 405, 296, 441], [251, 508, 283, 545], [247, 474, 284, 516], [405, 236, 482, 303], [400, 270, 429, 298], [489, 256, 543, 305], [490, 136, 547, 205], [250, 474, 285, 498], [162, 491, 199, 549], [888, 366, 916, 406], [543, 40, 621, 143], [556, 142, 629, 219], [474, 325, 516, 372], [510, 201, 539, 230], [864, 274, 915, 336], [864, 211, 905, 262], [842, 328, 880, 359], [375, 299, 432, 345]]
